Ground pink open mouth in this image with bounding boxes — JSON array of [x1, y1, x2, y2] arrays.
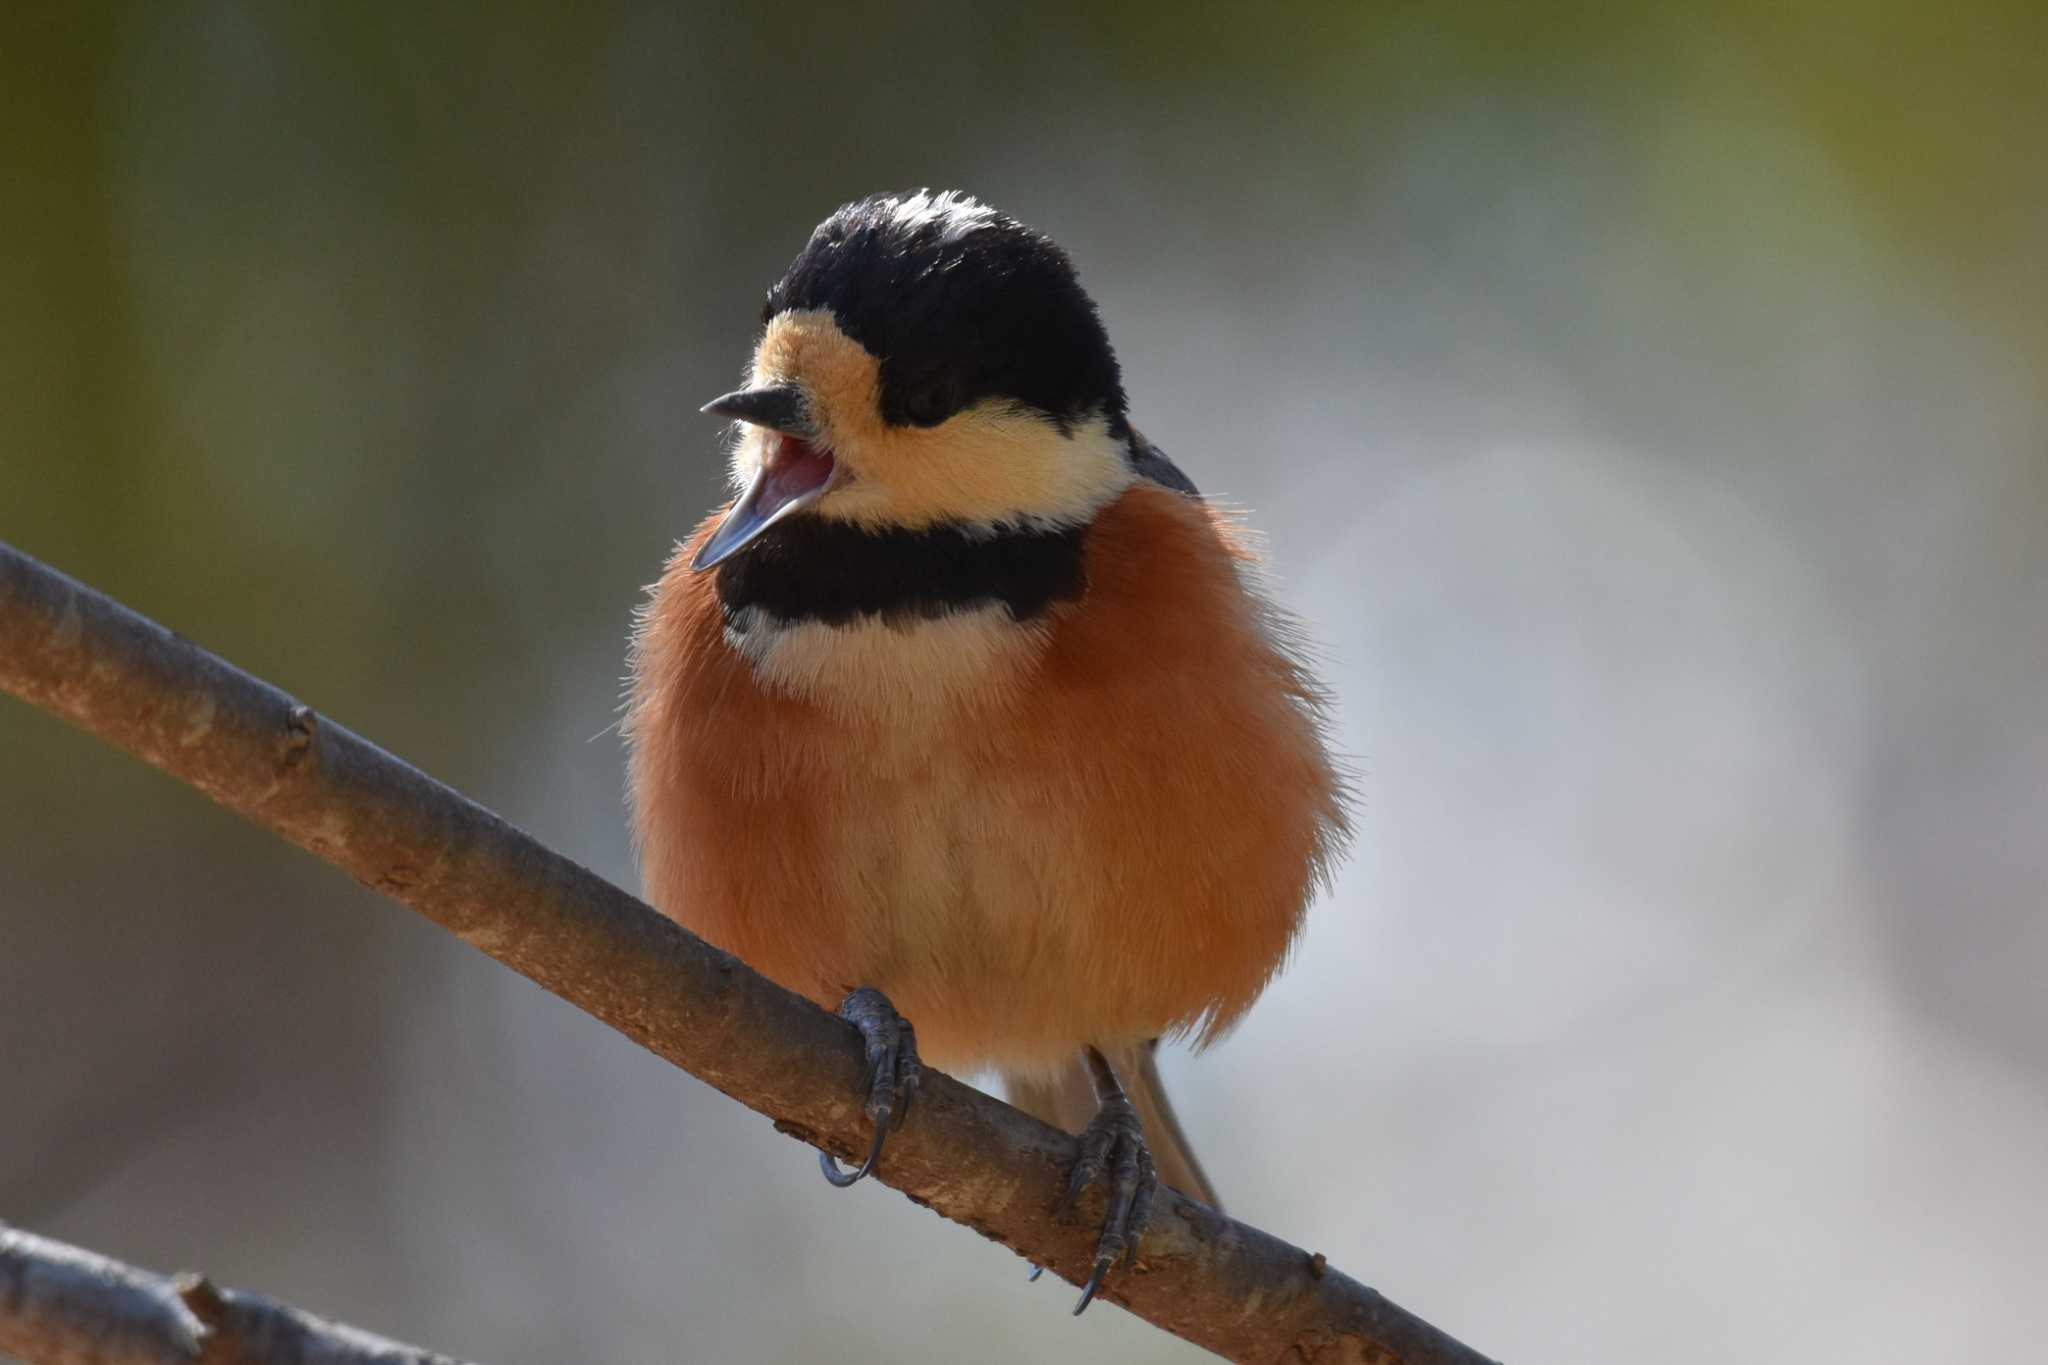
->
[[756, 435, 835, 518], [691, 433, 840, 570]]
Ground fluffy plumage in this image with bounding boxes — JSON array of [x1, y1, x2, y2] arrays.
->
[[627, 479, 1345, 1073], [624, 190, 1348, 1216]]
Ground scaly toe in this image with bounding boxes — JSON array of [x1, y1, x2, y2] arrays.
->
[[1058, 1095, 1158, 1314], [817, 987, 920, 1188]]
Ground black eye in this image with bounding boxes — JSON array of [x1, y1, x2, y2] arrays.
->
[[887, 367, 973, 427]]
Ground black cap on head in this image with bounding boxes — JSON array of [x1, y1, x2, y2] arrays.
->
[[764, 191, 1127, 432]]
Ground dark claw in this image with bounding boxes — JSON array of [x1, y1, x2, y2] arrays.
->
[[817, 986, 920, 1188], [818, 1122, 888, 1187], [1074, 1259, 1113, 1315], [1056, 1091, 1157, 1315]]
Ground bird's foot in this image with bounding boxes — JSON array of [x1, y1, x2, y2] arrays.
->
[[1056, 1089, 1157, 1314], [818, 986, 921, 1188]]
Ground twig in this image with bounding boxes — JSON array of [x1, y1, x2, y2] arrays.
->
[[0, 1220, 473, 1365], [0, 539, 1499, 1365]]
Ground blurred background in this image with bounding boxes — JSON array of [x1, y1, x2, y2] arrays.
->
[[5, 4, 2044, 1361]]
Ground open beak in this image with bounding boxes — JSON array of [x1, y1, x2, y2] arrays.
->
[[692, 383, 838, 571]]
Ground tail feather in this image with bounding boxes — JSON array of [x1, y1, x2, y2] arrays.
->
[[1004, 1041, 1221, 1213]]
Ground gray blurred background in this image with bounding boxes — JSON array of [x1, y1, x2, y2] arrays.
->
[[5, 5, 2044, 1362]]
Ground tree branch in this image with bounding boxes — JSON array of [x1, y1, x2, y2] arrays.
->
[[0, 539, 1498, 1365], [0, 1220, 473, 1365]]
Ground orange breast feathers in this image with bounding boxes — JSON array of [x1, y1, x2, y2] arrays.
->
[[624, 482, 1348, 1076]]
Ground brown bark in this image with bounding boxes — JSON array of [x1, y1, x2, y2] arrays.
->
[[0, 539, 1499, 1365], [0, 1221, 473, 1365]]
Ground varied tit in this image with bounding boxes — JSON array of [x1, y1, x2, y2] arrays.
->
[[626, 190, 1347, 1313]]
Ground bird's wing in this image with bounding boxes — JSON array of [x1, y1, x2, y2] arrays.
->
[[1127, 427, 1201, 498]]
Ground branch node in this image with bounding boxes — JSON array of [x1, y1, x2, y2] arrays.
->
[[172, 1271, 241, 1364], [281, 703, 318, 768], [171, 1270, 226, 1324]]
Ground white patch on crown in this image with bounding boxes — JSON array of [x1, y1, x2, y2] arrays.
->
[[884, 190, 999, 242]]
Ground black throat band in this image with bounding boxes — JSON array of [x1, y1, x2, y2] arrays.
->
[[714, 516, 1088, 627]]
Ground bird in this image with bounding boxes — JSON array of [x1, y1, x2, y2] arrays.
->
[[624, 189, 1347, 1313]]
